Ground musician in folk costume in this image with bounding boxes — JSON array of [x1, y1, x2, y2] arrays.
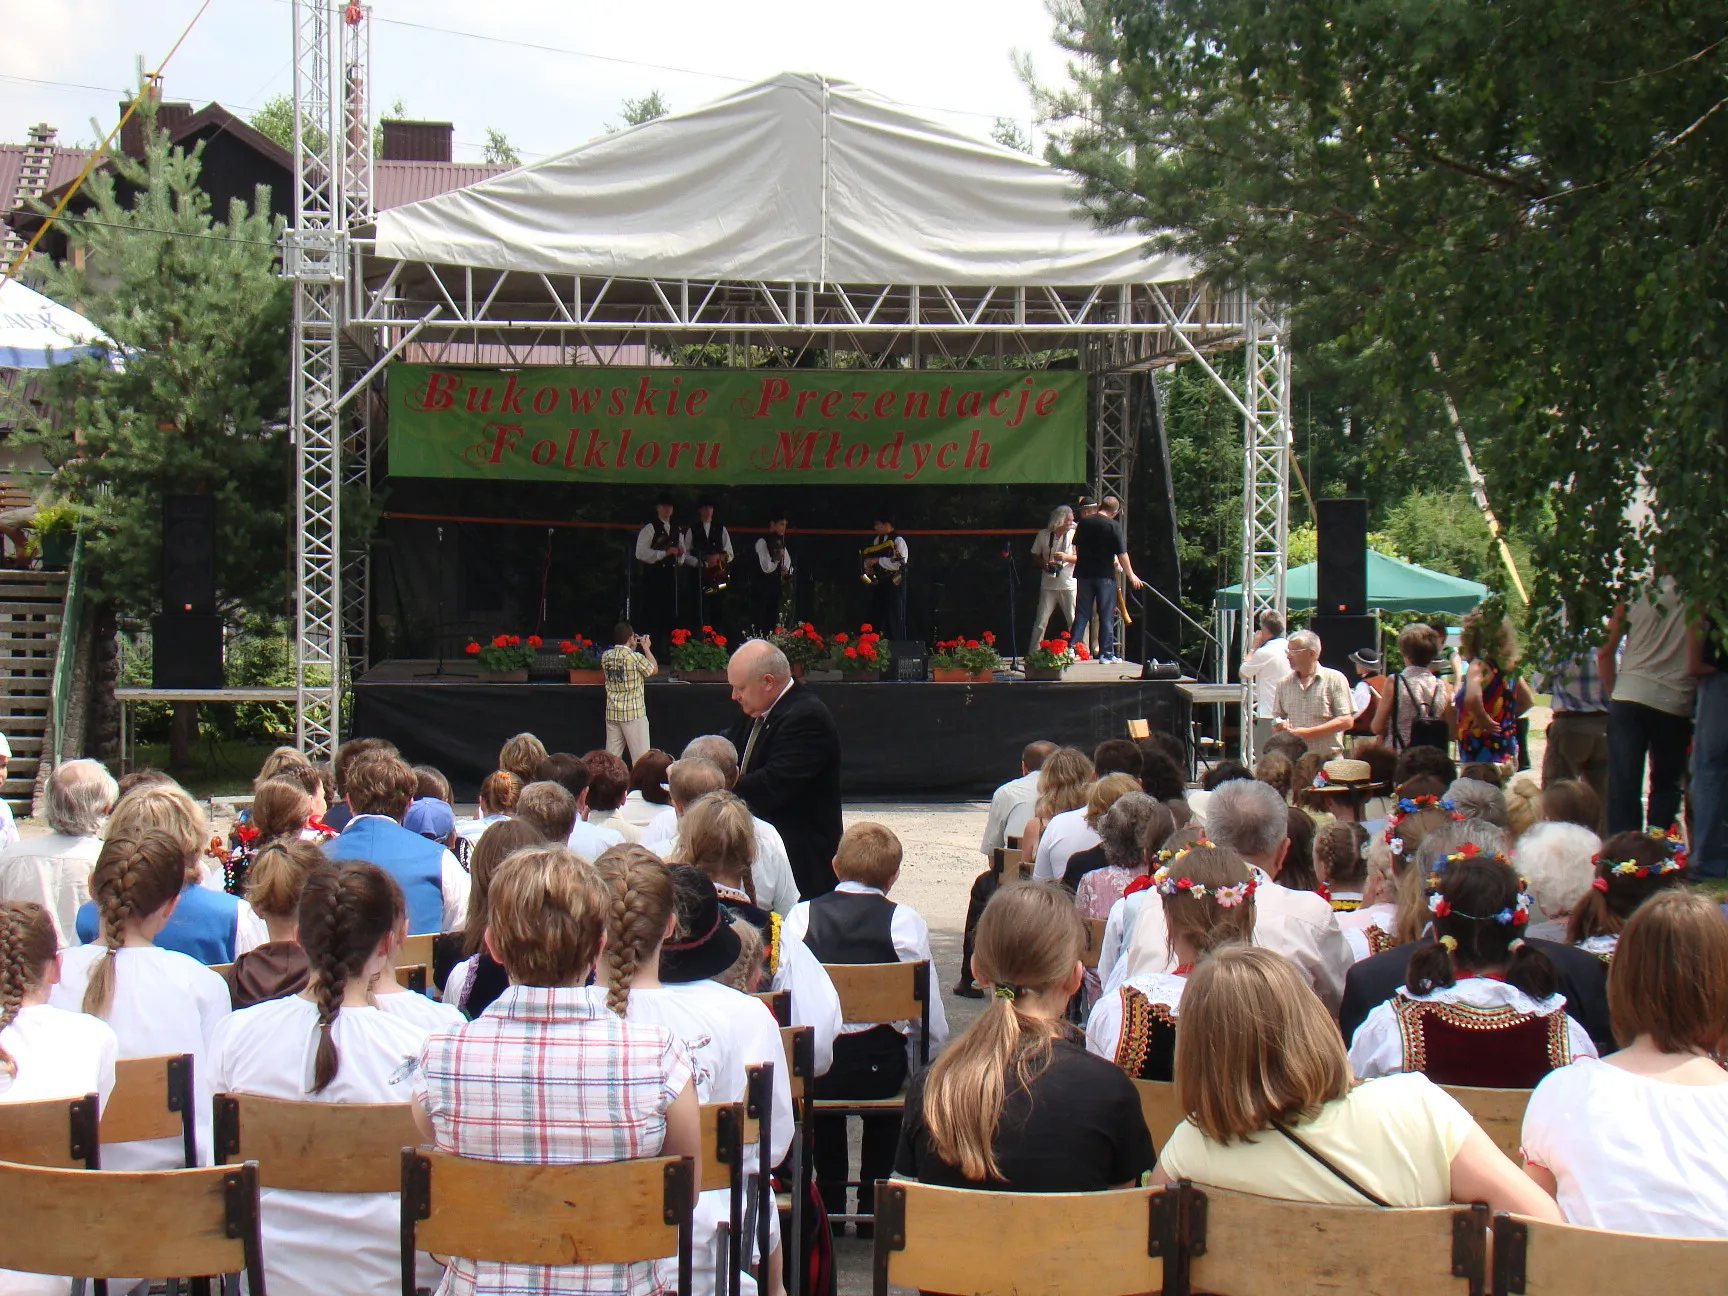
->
[[681, 497, 735, 632], [752, 510, 795, 633], [862, 513, 909, 640], [634, 495, 683, 649]]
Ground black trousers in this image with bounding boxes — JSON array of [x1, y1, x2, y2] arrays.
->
[[959, 869, 1000, 990], [870, 579, 906, 641], [1607, 698, 1693, 835], [639, 562, 679, 648], [812, 1024, 908, 1222]]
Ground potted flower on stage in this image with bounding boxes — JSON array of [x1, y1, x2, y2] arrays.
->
[[931, 631, 1001, 683], [770, 622, 826, 677], [465, 633, 540, 682], [560, 635, 603, 684], [668, 625, 730, 682], [829, 626, 886, 681], [1025, 631, 1089, 681], [29, 499, 85, 570]]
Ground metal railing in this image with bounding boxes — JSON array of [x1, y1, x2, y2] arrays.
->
[[48, 531, 85, 766]]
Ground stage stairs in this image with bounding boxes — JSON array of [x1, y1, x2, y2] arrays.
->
[[0, 569, 64, 817]]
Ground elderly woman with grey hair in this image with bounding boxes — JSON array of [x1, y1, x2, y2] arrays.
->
[[0, 757, 119, 944], [1070, 792, 1176, 920], [1445, 776, 1508, 827], [1513, 821, 1602, 942]]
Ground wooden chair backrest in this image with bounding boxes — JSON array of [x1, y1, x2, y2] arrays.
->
[[213, 1093, 423, 1193], [824, 960, 926, 1027], [1133, 1079, 1186, 1148], [207, 961, 233, 978], [698, 1101, 746, 1194], [1186, 1185, 1483, 1296], [1440, 1086, 1530, 1161], [395, 963, 429, 993], [398, 932, 436, 970], [1491, 1212, 1728, 1296], [403, 1148, 694, 1267], [873, 1180, 1161, 1296], [755, 988, 791, 1027], [1127, 718, 1152, 740], [780, 1026, 815, 1103], [101, 1053, 196, 1162], [0, 1158, 262, 1283], [0, 1092, 100, 1169], [1080, 917, 1108, 970]]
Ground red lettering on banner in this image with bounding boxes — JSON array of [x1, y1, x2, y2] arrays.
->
[[1034, 389, 1058, 416], [908, 442, 933, 479], [847, 391, 869, 421], [876, 431, 904, 471], [936, 385, 953, 417], [844, 441, 869, 470], [582, 428, 611, 468], [685, 389, 708, 417], [484, 423, 523, 463], [607, 387, 628, 416], [532, 386, 558, 415], [1006, 379, 1033, 428], [615, 429, 634, 467], [936, 440, 959, 469], [530, 439, 555, 465], [964, 430, 992, 469], [464, 385, 494, 413], [666, 376, 683, 416], [694, 442, 721, 470], [499, 374, 526, 415], [415, 371, 461, 411], [766, 431, 817, 471], [634, 441, 661, 469], [956, 390, 982, 419], [873, 391, 896, 419], [668, 441, 690, 469], [633, 377, 661, 417], [823, 431, 843, 470], [988, 389, 1010, 417], [819, 390, 842, 419], [794, 390, 817, 418], [903, 391, 930, 419], [570, 387, 602, 414], [562, 428, 582, 467], [755, 377, 790, 416]]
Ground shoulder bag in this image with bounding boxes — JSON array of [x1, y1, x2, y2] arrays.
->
[[1271, 1121, 1393, 1208]]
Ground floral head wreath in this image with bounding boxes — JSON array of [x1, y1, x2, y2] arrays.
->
[[1426, 845, 1533, 925], [1590, 827, 1689, 892], [1384, 795, 1464, 859], [1151, 839, 1256, 909]]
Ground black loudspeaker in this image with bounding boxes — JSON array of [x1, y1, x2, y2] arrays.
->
[[1309, 614, 1381, 678], [884, 640, 928, 682], [151, 614, 224, 688], [1315, 497, 1369, 616], [161, 494, 216, 615]]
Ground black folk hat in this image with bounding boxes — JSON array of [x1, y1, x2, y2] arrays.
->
[[659, 864, 743, 983]]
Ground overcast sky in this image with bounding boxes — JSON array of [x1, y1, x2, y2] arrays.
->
[[2, 0, 1071, 162]]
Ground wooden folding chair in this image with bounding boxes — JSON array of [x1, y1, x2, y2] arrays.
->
[[213, 1093, 422, 1192], [1133, 1078, 1186, 1149], [397, 932, 436, 971], [777, 1026, 815, 1296], [699, 1101, 749, 1296], [1127, 718, 1152, 740], [754, 988, 791, 1027], [1441, 1086, 1531, 1162], [207, 962, 233, 978], [814, 961, 928, 1225], [1175, 1183, 1488, 1296], [400, 1149, 696, 1296], [0, 1158, 265, 1296], [101, 1052, 198, 1167], [394, 963, 429, 993], [1080, 916, 1108, 970], [0, 1091, 101, 1169], [1491, 1212, 1728, 1296], [993, 845, 1024, 885], [872, 1180, 1164, 1296]]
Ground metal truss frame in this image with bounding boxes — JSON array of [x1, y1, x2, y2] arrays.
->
[[1239, 294, 1292, 756]]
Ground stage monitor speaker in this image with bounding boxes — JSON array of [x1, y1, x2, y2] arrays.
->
[[1309, 613, 1380, 679], [161, 494, 216, 615], [1315, 497, 1368, 615], [884, 639, 928, 682], [1140, 660, 1183, 680], [151, 614, 224, 689]]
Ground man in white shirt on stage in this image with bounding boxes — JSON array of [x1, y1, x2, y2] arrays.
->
[[1240, 609, 1293, 755], [752, 511, 794, 633], [634, 495, 683, 649], [1027, 506, 1078, 657]]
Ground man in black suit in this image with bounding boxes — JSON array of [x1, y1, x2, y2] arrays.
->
[[725, 638, 843, 897]]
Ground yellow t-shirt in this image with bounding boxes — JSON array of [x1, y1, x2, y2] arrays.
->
[[1158, 1072, 1473, 1207]]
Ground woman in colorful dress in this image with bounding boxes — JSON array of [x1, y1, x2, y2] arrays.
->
[[1455, 609, 1531, 767]]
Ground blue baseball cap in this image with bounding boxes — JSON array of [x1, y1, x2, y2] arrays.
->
[[403, 796, 455, 840]]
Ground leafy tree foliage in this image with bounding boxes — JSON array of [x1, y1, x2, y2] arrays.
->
[[482, 127, 521, 166], [990, 117, 1032, 152], [611, 90, 670, 132], [13, 124, 291, 627], [1037, 0, 1728, 651]]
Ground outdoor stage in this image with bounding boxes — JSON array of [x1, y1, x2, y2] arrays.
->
[[352, 660, 1189, 799]]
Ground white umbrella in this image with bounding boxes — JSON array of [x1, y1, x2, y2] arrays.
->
[[0, 276, 112, 369]]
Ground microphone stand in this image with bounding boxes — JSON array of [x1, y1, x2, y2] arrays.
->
[[1002, 543, 1019, 671], [413, 525, 450, 679]]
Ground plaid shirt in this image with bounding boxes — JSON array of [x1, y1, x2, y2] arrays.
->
[[1274, 665, 1356, 753], [602, 645, 652, 723], [1537, 651, 1609, 714], [416, 985, 692, 1296]]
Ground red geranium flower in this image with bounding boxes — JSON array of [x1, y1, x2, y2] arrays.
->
[[982, 630, 995, 643], [559, 640, 576, 652], [465, 642, 480, 655], [834, 632, 849, 644], [527, 635, 542, 648], [845, 647, 858, 658], [507, 635, 522, 646], [491, 634, 508, 648], [860, 623, 873, 633], [1059, 631, 1071, 639], [714, 635, 727, 646], [966, 639, 980, 649], [702, 625, 713, 633]]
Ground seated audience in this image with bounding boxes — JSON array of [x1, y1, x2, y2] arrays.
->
[[1261, 729, 1310, 764], [497, 731, 548, 787], [1120, 779, 1349, 1016], [643, 757, 730, 855], [370, 895, 466, 1035], [1184, 759, 1252, 828], [1087, 842, 1256, 1081], [225, 838, 323, 1009], [412, 764, 453, 805], [213, 860, 442, 1296], [1352, 741, 1397, 821], [1069, 793, 1172, 912], [456, 770, 522, 846], [1392, 744, 1459, 792], [1153, 946, 1560, 1219], [324, 751, 469, 935], [411, 847, 700, 1296], [402, 795, 458, 859], [322, 736, 397, 833], [1315, 821, 1373, 935], [1372, 792, 1468, 948], [1097, 825, 1205, 991], [0, 757, 116, 946], [225, 775, 316, 895], [535, 752, 627, 858], [1522, 891, 1728, 1236], [1253, 751, 1295, 803], [0, 900, 117, 1105], [514, 780, 581, 849], [440, 817, 546, 1018], [1513, 822, 1601, 943], [580, 749, 639, 838], [1446, 776, 1509, 827], [1032, 771, 1139, 884], [599, 852, 795, 1294], [895, 881, 1154, 1192], [624, 748, 677, 831], [786, 822, 947, 1227], [1503, 770, 1542, 838], [53, 826, 230, 1168], [1348, 849, 1595, 1083], [1015, 746, 1092, 877], [1459, 761, 1505, 787], [1278, 807, 1321, 892], [981, 741, 1056, 857], [1566, 829, 1690, 961], [1138, 751, 1188, 805], [1540, 777, 1602, 834]]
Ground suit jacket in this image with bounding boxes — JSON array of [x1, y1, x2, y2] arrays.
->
[[728, 682, 843, 897], [1339, 936, 1614, 1055]]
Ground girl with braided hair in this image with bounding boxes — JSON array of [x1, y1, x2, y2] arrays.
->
[[224, 837, 322, 1010], [51, 827, 230, 1169], [211, 857, 440, 1296], [0, 901, 117, 1106]]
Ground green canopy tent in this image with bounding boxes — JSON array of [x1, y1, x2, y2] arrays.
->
[[1213, 550, 1488, 614]]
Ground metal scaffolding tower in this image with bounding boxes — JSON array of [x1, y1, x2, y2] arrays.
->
[[1239, 293, 1292, 755]]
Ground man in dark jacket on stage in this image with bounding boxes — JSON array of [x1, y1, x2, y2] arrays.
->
[[726, 638, 843, 897]]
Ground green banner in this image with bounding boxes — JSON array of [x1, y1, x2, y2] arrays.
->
[[385, 364, 1086, 485]]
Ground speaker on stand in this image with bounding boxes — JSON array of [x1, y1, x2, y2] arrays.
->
[[1311, 497, 1379, 677], [153, 495, 222, 689]]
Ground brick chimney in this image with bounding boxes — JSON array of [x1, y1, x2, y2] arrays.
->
[[118, 86, 194, 158], [379, 120, 454, 163]]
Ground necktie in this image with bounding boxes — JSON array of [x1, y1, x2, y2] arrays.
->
[[740, 714, 766, 773]]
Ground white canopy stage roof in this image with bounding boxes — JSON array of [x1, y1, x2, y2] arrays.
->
[[0, 277, 111, 369]]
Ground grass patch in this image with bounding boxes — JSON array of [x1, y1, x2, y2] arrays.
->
[[1694, 877, 1728, 902], [114, 741, 270, 799]]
